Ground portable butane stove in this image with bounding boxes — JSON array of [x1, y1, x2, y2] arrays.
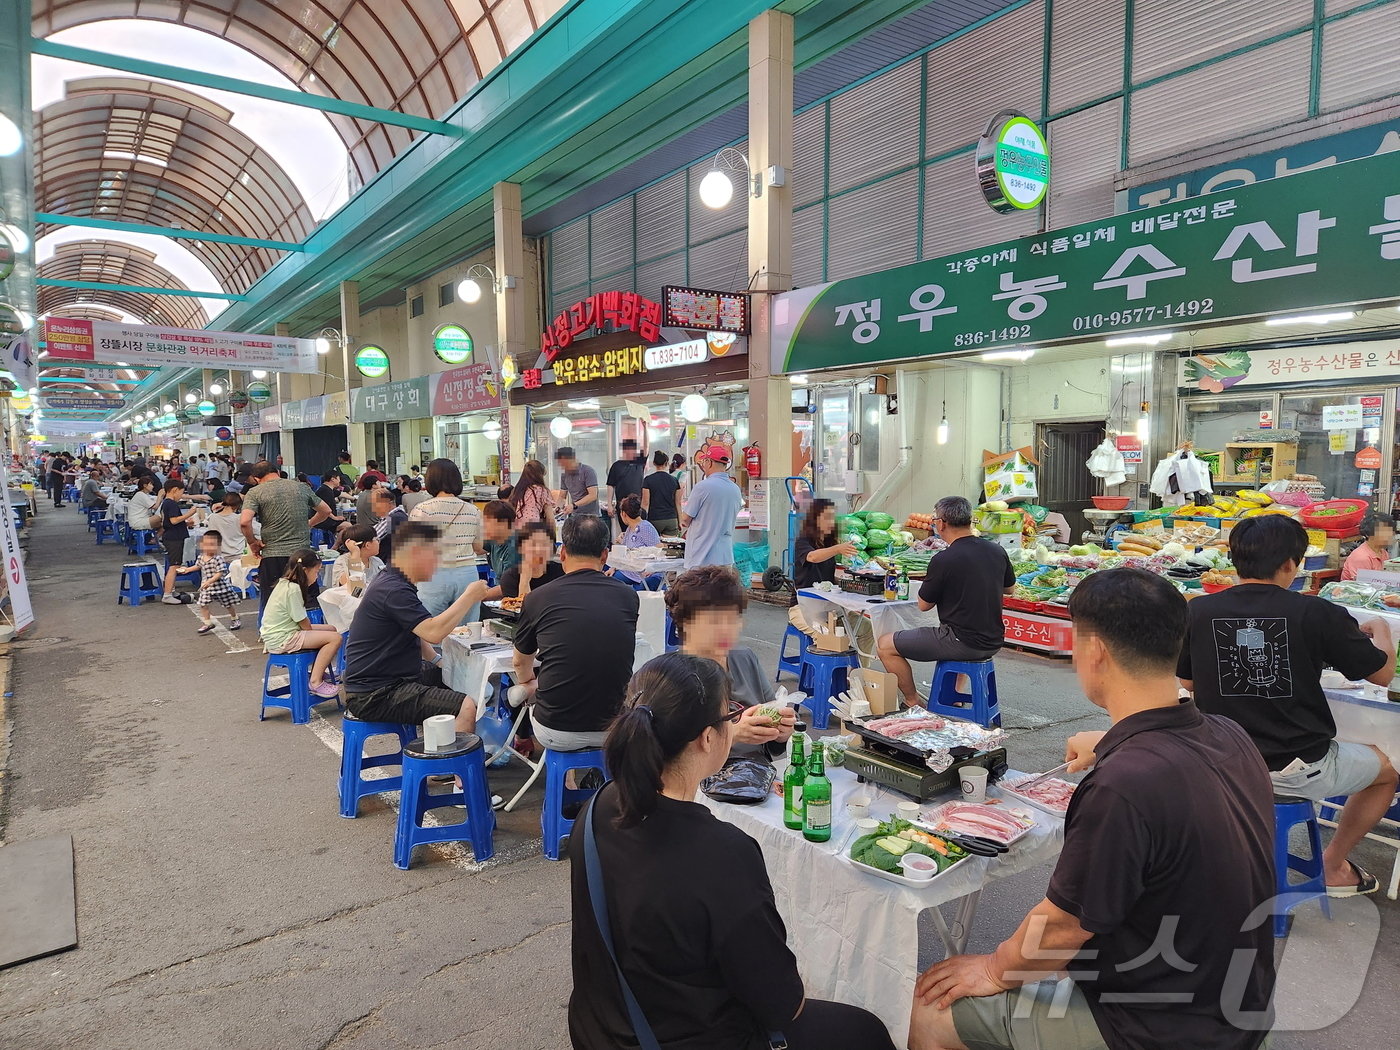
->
[[843, 719, 1007, 802]]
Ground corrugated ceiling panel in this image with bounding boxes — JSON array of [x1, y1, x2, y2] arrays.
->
[[635, 172, 687, 263], [1132, 0, 1313, 82], [828, 60, 922, 194], [925, 1, 1043, 158], [588, 197, 634, 280], [687, 230, 748, 291], [1326, 0, 1373, 12], [688, 140, 748, 244], [549, 217, 588, 290], [792, 203, 825, 287], [922, 152, 1039, 259], [1048, 0, 1125, 114], [792, 106, 826, 209], [636, 253, 689, 306], [591, 272, 634, 297], [1129, 35, 1311, 165], [1047, 100, 1122, 228], [826, 169, 920, 281], [1319, 4, 1400, 112]]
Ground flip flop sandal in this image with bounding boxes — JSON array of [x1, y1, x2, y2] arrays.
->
[[1326, 860, 1380, 898], [197, 623, 216, 635]]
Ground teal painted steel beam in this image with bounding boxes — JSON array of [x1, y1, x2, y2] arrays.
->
[[35, 212, 305, 252], [31, 38, 461, 137], [38, 278, 246, 300]]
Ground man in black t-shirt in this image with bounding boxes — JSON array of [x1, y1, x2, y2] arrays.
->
[[1178, 515, 1398, 897], [640, 449, 682, 534], [876, 495, 1015, 706], [158, 479, 203, 605], [605, 438, 646, 536], [315, 472, 346, 530], [910, 569, 1276, 1050], [513, 515, 639, 750]]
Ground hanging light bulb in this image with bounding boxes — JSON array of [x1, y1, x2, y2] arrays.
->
[[1136, 413, 1151, 442], [251, 370, 268, 379], [184, 392, 197, 404], [482, 420, 502, 441], [162, 402, 174, 413], [698, 169, 734, 210], [549, 414, 572, 439], [936, 401, 949, 445], [209, 382, 224, 396], [457, 277, 484, 304], [315, 337, 332, 355], [0, 114, 21, 157], [680, 393, 709, 423]]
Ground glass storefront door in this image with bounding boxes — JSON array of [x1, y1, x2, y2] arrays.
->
[[1279, 390, 1388, 507]]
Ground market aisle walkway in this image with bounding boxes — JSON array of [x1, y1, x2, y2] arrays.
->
[[1, 506, 1397, 1049]]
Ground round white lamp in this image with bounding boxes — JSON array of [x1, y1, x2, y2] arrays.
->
[[209, 383, 223, 396], [549, 414, 573, 439], [482, 420, 502, 440], [680, 393, 709, 422], [698, 169, 734, 210], [457, 277, 484, 304]]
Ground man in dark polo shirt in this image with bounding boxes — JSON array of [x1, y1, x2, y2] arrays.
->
[[512, 514, 639, 751], [909, 568, 1275, 1050], [344, 521, 488, 732]]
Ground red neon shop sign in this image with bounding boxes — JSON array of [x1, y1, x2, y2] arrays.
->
[[541, 291, 662, 361]]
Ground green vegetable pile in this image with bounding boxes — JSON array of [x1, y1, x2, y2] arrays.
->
[[848, 818, 966, 874]]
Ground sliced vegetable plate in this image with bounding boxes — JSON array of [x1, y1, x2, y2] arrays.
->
[[843, 818, 971, 888]]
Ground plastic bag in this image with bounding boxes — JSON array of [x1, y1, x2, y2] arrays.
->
[[474, 705, 513, 768], [701, 757, 776, 805]]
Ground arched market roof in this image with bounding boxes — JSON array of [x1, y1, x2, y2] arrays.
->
[[38, 240, 211, 329]]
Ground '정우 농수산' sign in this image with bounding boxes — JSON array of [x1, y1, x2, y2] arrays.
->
[[772, 150, 1400, 374], [1181, 344, 1400, 391], [43, 318, 320, 373]]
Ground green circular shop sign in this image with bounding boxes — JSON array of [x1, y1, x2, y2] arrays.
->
[[197, 399, 216, 417], [976, 111, 1050, 214], [355, 344, 390, 378], [175, 408, 192, 424], [247, 380, 271, 403], [433, 324, 474, 365]]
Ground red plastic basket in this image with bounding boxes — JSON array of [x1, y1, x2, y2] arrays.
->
[[1300, 499, 1369, 531]]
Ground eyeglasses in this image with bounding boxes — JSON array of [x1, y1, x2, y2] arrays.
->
[[717, 699, 746, 725]]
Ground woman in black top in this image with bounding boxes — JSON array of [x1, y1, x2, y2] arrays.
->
[[789, 499, 858, 635], [568, 653, 895, 1050], [640, 449, 682, 536], [498, 521, 565, 598]]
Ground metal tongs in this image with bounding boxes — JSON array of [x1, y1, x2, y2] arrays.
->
[[1010, 761, 1071, 792]]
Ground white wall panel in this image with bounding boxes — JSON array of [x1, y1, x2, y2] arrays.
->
[[792, 204, 825, 287], [826, 170, 919, 281], [922, 152, 1039, 260], [549, 217, 588, 290], [687, 230, 747, 291], [1047, 99, 1122, 228], [792, 106, 826, 209], [634, 172, 686, 264], [1132, 0, 1313, 82], [635, 253, 688, 307], [588, 197, 634, 278], [1319, 4, 1400, 112], [828, 61, 922, 194], [1048, 0, 1126, 114]]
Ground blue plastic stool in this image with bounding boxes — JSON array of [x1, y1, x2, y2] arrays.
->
[[117, 562, 162, 606], [86, 507, 104, 531], [797, 648, 859, 730], [128, 529, 159, 556], [64, 485, 79, 503], [1273, 797, 1331, 937], [542, 748, 610, 860], [395, 734, 495, 869], [94, 517, 118, 544], [927, 660, 1001, 728], [776, 624, 809, 681], [260, 650, 342, 724], [664, 611, 681, 653], [339, 714, 414, 818]]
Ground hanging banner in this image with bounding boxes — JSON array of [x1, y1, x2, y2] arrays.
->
[[0, 458, 35, 633], [41, 395, 124, 412], [43, 318, 320, 373], [774, 150, 1400, 374], [1182, 345, 1400, 391]]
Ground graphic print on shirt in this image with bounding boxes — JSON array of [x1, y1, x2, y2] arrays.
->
[[1211, 617, 1293, 697]]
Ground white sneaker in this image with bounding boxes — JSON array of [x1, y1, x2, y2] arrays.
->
[[161, 594, 182, 605]]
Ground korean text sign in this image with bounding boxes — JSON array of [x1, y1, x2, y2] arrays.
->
[[43, 318, 320, 374], [772, 151, 1400, 374]]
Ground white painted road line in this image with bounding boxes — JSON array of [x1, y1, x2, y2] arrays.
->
[[184, 602, 252, 653], [306, 710, 542, 872]]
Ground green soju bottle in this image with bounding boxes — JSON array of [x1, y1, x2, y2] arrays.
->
[[783, 722, 808, 830], [802, 741, 833, 842], [897, 566, 910, 601]]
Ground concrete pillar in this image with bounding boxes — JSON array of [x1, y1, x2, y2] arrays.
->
[[746, 9, 796, 567], [494, 182, 526, 481], [340, 281, 366, 467]]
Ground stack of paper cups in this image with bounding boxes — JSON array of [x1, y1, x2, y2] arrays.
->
[[423, 713, 456, 752]]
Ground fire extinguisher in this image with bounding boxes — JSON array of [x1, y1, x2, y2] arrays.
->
[[743, 442, 762, 478]]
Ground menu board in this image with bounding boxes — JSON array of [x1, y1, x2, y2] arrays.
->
[[662, 285, 750, 334]]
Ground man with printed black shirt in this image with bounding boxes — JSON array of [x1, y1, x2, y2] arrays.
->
[[910, 568, 1275, 1050], [1178, 514, 1398, 898]]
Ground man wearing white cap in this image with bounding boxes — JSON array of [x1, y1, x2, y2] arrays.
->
[[681, 444, 745, 569]]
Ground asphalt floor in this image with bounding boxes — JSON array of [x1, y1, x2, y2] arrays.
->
[[0, 504, 1395, 1049]]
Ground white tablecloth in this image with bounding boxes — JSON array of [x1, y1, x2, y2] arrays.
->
[[798, 588, 942, 692], [443, 632, 519, 700], [699, 766, 1063, 1044], [1325, 686, 1400, 769], [1337, 603, 1400, 637]]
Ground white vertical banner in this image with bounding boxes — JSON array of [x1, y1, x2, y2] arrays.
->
[[0, 458, 35, 633]]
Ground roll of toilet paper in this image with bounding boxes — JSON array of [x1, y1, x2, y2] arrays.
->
[[423, 713, 456, 752]]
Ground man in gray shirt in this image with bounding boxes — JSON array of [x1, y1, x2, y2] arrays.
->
[[555, 446, 600, 516], [79, 468, 108, 510]]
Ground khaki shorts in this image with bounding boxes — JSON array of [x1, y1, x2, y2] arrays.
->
[[266, 632, 312, 654], [1269, 740, 1382, 802], [951, 979, 1107, 1050]]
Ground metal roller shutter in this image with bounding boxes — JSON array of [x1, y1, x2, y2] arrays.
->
[[592, 272, 634, 297], [549, 218, 589, 292], [792, 203, 824, 286], [1132, 0, 1313, 82], [1048, 0, 1126, 114], [689, 142, 748, 245], [828, 61, 922, 194], [826, 169, 920, 282], [1326, 0, 1373, 14], [1047, 100, 1122, 228], [1129, 35, 1311, 165], [635, 172, 687, 264], [922, 153, 1039, 260], [1319, 3, 1400, 112], [635, 254, 688, 306], [588, 197, 634, 281], [687, 230, 748, 292], [925, 1, 1042, 159], [792, 105, 826, 209]]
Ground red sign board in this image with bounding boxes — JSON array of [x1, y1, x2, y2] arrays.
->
[[1114, 435, 1143, 465], [662, 285, 750, 335], [432, 362, 500, 416], [541, 291, 661, 362], [1355, 445, 1383, 469], [1002, 611, 1074, 655]]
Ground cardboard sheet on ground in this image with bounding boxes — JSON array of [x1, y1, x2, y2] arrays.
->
[[0, 835, 77, 969]]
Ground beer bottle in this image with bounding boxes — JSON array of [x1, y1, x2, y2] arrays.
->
[[802, 741, 833, 843], [783, 723, 808, 830]]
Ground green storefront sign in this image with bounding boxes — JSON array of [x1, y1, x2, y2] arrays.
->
[[355, 345, 390, 378], [433, 324, 474, 364], [774, 150, 1400, 374], [354, 376, 430, 424]]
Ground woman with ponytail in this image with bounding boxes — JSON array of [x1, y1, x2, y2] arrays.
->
[[568, 653, 896, 1050]]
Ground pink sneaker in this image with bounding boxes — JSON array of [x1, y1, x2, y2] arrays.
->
[[309, 680, 340, 698]]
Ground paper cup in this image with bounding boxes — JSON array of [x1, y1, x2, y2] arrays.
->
[[855, 818, 881, 834], [896, 800, 921, 822], [959, 766, 989, 803], [846, 795, 872, 820]]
